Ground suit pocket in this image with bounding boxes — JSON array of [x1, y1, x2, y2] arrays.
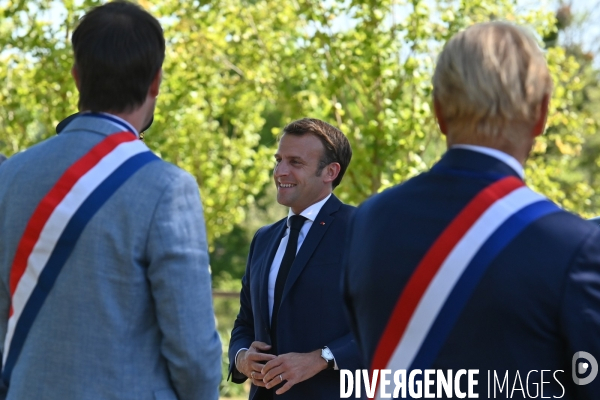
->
[[154, 388, 177, 400]]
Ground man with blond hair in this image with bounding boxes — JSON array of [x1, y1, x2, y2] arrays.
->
[[344, 22, 600, 398]]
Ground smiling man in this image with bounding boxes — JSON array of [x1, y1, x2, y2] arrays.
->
[[228, 118, 364, 400]]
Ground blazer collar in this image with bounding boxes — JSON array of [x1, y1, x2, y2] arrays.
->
[[59, 113, 138, 138], [433, 148, 523, 180]]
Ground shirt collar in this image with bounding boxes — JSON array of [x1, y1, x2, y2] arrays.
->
[[287, 194, 332, 225], [80, 111, 139, 138], [451, 144, 524, 179]]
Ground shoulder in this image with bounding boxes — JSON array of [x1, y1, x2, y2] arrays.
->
[[135, 158, 199, 197], [334, 202, 356, 224], [256, 217, 287, 236], [254, 217, 286, 239], [352, 177, 418, 224], [528, 207, 597, 249], [339, 202, 356, 213]]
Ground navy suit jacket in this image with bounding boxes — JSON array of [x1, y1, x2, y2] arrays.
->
[[344, 149, 600, 398], [229, 195, 364, 400]]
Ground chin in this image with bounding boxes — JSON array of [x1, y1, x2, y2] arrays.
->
[[275, 194, 288, 207]]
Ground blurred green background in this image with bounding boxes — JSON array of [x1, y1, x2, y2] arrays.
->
[[214, 296, 250, 399], [1, 0, 599, 397]]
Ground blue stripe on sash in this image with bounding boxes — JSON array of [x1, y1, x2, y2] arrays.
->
[[409, 200, 560, 371], [2, 151, 158, 385]]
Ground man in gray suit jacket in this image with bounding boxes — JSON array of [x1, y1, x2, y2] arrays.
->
[[0, 2, 221, 399]]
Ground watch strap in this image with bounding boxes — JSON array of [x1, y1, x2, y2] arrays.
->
[[321, 346, 335, 370]]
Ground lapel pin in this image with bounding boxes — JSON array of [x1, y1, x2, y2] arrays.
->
[[320, 222, 325, 225]]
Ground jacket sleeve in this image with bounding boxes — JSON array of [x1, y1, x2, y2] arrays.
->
[[146, 171, 222, 400], [0, 278, 8, 400], [326, 331, 364, 371], [338, 208, 366, 372], [228, 229, 261, 383], [561, 227, 600, 400]]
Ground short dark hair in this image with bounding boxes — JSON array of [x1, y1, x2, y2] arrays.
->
[[282, 118, 352, 189], [71, 1, 165, 113]]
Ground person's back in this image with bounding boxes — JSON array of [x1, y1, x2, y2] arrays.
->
[[346, 152, 600, 398], [344, 22, 600, 399], [0, 2, 221, 399]]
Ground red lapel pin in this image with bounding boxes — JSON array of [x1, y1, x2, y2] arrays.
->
[[320, 222, 325, 225]]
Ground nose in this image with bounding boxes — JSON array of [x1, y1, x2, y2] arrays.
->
[[274, 161, 289, 177]]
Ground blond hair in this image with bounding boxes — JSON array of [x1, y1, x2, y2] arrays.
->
[[433, 21, 553, 144]]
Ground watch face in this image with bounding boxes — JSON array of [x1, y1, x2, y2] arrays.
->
[[323, 348, 333, 359]]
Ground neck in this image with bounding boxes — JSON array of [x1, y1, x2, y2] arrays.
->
[[290, 191, 332, 215], [446, 130, 533, 166], [109, 108, 149, 134]]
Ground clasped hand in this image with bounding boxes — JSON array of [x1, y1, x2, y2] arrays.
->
[[238, 342, 328, 395]]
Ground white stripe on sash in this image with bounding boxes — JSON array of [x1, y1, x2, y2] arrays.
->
[[3, 139, 149, 365], [384, 187, 545, 374]]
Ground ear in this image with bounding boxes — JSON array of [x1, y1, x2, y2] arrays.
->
[[148, 69, 162, 98], [71, 65, 81, 91], [532, 94, 550, 137], [322, 162, 341, 185], [434, 97, 448, 136]]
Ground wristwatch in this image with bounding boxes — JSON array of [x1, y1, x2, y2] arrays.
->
[[321, 346, 335, 370]]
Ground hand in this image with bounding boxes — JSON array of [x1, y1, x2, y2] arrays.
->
[[261, 349, 328, 394], [237, 341, 277, 387]]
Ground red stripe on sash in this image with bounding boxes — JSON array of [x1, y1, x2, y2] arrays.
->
[[370, 176, 524, 372], [8, 132, 136, 316]]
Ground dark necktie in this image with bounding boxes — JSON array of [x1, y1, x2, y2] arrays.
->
[[270, 214, 307, 354]]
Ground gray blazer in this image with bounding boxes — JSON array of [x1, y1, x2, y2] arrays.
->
[[0, 116, 221, 400]]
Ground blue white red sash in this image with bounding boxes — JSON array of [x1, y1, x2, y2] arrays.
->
[[370, 176, 560, 399], [2, 131, 158, 385]]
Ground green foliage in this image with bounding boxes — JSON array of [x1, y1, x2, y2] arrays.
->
[[2, 0, 597, 240], [214, 296, 250, 398]]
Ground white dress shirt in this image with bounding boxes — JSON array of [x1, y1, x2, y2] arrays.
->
[[451, 144, 524, 179], [268, 193, 331, 321]]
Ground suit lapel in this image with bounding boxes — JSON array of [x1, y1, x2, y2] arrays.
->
[[280, 195, 342, 305], [259, 220, 287, 332]]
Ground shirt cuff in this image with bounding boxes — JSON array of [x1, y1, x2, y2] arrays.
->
[[235, 347, 249, 370]]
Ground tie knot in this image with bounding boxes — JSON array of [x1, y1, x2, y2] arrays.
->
[[288, 215, 307, 231]]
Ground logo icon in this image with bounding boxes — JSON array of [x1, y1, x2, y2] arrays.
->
[[572, 351, 598, 385]]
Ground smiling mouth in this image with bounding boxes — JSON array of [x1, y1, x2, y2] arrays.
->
[[278, 183, 296, 188]]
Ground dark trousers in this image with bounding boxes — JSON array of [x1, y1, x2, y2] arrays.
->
[[253, 387, 273, 400]]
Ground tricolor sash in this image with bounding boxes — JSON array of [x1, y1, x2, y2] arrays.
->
[[370, 176, 561, 399], [2, 130, 158, 385]]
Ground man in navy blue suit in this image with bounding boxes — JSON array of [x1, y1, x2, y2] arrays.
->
[[229, 118, 364, 399], [344, 22, 600, 399]]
